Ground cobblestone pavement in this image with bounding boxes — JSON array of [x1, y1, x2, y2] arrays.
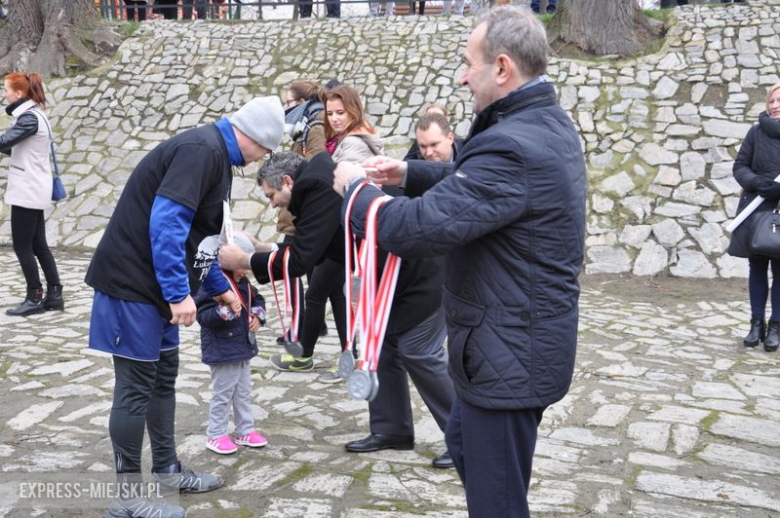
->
[[0, 246, 778, 517]]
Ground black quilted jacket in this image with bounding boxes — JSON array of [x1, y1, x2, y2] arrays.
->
[[345, 82, 587, 410]]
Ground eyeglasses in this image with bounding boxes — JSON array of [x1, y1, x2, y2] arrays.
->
[[284, 99, 299, 108]]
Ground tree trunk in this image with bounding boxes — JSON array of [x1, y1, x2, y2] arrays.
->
[[0, 0, 121, 77], [547, 0, 663, 57]]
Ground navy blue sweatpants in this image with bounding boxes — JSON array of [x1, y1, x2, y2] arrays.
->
[[445, 395, 546, 518]]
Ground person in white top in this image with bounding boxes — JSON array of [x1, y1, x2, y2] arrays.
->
[[0, 72, 63, 316]]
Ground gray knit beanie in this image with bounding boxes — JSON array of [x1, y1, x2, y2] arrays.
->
[[233, 233, 256, 255], [229, 97, 285, 151]]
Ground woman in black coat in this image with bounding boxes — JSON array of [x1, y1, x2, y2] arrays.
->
[[728, 82, 780, 351]]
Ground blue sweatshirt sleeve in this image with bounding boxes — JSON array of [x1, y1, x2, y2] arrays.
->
[[150, 195, 196, 303], [202, 260, 230, 297]]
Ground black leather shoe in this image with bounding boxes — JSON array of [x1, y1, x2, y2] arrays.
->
[[344, 434, 414, 453], [744, 317, 765, 347], [765, 320, 780, 352], [432, 450, 455, 469]]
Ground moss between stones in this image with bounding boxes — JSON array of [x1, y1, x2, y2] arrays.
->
[[0, 360, 10, 378], [276, 463, 314, 487], [699, 411, 719, 434], [351, 464, 372, 485]]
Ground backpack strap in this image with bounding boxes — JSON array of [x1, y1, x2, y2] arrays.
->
[[29, 108, 60, 177]]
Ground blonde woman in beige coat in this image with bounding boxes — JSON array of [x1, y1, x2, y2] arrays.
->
[[1, 73, 63, 316]]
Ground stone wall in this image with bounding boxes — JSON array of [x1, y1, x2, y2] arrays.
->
[[0, 1, 775, 278]]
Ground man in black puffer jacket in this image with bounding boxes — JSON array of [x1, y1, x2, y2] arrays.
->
[[334, 6, 586, 517]]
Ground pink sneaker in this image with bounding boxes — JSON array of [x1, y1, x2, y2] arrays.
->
[[205, 435, 238, 455], [234, 431, 268, 448]]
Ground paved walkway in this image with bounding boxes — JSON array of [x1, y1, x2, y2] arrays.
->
[[0, 247, 778, 517]]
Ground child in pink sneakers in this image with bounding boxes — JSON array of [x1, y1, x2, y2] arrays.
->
[[195, 235, 269, 455]]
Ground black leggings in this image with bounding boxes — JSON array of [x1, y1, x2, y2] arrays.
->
[[110, 349, 179, 473], [301, 258, 347, 358], [748, 256, 780, 321], [11, 205, 60, 292]]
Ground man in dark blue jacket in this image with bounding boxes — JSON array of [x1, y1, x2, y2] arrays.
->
[[334, 6, 586, 517]]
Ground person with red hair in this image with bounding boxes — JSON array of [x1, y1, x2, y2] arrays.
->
[[0, 72, 64, 316]]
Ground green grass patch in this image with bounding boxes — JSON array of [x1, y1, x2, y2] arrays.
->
[[119, 21, 139, 37], [643, 8, 673, 23], [0, 360, 11, 378], [538, 13, 555, 25]]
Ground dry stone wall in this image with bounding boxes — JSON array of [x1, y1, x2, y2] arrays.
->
[[0, 1, 775, 278]]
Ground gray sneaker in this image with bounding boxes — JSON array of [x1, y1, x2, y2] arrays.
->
[[269, 353, 314, 372], [105, 497, 186, 518], [316, 367, 344, 384], [106, 473, 185, 518], [154, 463, 223, 494]]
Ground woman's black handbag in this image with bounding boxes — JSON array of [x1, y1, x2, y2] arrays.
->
[[751, 202, 780, 258]]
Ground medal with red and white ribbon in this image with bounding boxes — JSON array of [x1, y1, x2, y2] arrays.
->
[[344, 190, 402, 402], [268, 247, 304, 357], [221, 270, 257, 345], [342, 181, 369, 378]]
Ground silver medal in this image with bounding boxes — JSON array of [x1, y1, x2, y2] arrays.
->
[[348, 370, 373, 400], [338, 350, 356, 378], [284, 340, 304, 358]]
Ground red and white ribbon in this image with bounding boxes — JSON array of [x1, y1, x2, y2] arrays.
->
[[267, 247, 301, 342], [222, 271, 252, 325], [344, 181, 369, 355], [345, 185, 402, 373]]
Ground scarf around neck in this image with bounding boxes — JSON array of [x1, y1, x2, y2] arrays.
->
[[215, 117, 245, 166]]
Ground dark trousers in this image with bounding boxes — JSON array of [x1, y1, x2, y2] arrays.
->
[[325, 0, 340, 17], [748, 256, 780, 320], [299, 0, 313, 17], [530, 0, 556, 12], [11, 205, 60, 292], [125, 0, 148, 21], [410, 0, 425, 14], [369, 308, 453, 436], [299, 0, 339, 17], [155, 0, 179, 19], [446, 396, 546, 518], [301, 258, 347, 357], [110, 349, 179, 473], [182, 0, 209, 19]]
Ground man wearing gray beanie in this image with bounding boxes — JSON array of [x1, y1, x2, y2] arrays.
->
[[229, 97, 286, 159], [85, 96, 284, 517]]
